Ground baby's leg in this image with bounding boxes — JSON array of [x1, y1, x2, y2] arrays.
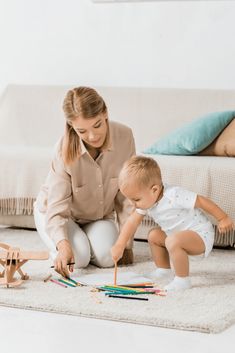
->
[[148, 227, 170, 268], [147, 228, 173, 279], [164, 230, 205, 291], [165, 230, 205, 276]]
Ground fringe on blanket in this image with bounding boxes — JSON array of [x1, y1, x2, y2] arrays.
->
[[0, 198, 35, 216], [139, 216, 235, 248], [214, 227, 235, 247]]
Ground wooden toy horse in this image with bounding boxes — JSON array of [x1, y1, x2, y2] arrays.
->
[[0, 243, 49, 288]]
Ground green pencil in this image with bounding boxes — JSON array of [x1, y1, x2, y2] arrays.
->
[[65, 277, 78, 286], [58, 279, 76, 287]]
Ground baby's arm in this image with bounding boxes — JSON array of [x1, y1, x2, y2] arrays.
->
[[111, 211, 144, 262], [195, 195, 234, 233]]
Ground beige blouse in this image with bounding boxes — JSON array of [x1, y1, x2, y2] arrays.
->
[[36, 121, 136, 245]]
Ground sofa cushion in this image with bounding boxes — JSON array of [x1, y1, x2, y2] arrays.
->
[[143, 111, 235, 155], [199, 119, 235, 157]]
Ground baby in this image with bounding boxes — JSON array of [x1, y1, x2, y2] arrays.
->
[[111, 156, 234, 291]]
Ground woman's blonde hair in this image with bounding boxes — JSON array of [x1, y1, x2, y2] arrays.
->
[[62, 87, 107, 164], [119, 156, 162, 189]]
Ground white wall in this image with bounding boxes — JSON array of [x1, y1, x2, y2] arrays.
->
[[0, 0, 235, 94]]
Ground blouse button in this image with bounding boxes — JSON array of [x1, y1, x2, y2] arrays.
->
[[75, 187, 79, 192]]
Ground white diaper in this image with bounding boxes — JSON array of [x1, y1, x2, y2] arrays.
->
[[191, 222, 215, 257]]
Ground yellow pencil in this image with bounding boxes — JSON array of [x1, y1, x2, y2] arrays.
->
[[105, 285, 147, 293]]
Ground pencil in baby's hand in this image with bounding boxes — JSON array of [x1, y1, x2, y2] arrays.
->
[[114, 261, 117, 285]]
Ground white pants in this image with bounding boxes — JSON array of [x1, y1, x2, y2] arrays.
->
[[34, 204, 118, 268]]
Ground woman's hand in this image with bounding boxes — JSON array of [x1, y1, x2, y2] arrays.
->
[[218, 215, 234, 234], [111, 244, 125, 263], [54, 239, 75, 278]]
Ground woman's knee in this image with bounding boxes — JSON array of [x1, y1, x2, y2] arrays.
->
[[93, 226, 117, 267], [84, 220, 118, 268], [68, 220, 91, 268], [85, 220, 118, 243], [95, 251, 114, 268], [76, 253, 90, 269], [73, 244, 90, 269]]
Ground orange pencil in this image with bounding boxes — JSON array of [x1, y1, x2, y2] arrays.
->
[[114, 261, 117, 285]]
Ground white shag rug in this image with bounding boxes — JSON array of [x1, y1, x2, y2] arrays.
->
[[0, 227, 235, 334]]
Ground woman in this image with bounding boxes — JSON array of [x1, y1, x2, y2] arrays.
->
[[34, 87, 136, 278]]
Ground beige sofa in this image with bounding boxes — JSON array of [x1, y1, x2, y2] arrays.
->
[[0, 85, 235, 247]]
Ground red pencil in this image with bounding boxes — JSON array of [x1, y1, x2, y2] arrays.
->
[[50, 278, 67, 288]]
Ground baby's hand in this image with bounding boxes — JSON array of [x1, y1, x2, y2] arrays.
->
[[111, 244, 125, 263], [218, 216, 234, 234]]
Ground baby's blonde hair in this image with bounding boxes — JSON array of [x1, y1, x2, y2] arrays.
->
[[119, 156, 162, 189]]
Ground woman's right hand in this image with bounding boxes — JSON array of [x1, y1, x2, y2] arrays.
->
[[54, 239, 75, 278]]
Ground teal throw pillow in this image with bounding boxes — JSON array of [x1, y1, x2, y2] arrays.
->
[[143, 110, 235, 155]]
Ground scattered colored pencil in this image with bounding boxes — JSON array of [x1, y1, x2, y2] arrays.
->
[[65, 277, 79, 286], [108, 294, 149, 301], [43, 273, 52, 282], [58, 278, 76, 287], [50, 279, 67, 288], [101, 289, 153, 296], [119, 282, 153, 287], [105, 284, 147, 292], [121, 284, 154, 288], [100, 285, 155, 294]]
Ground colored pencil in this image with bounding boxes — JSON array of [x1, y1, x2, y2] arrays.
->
[[108, 294, 148, 301], [50, 279, 67, 288], [50, 262, 75, 268], [101, 285, 155, 294], [121, 284, 154, 288], [43, 273, 52, 282], [65, 277, 79, 286], [144, 288, 164, 294], [58, 278, 76, 287], [99, 286, 139, 294], [119, 282, 154, 287], [105, 284, 145, 291], [114, 261, 117, 285], [105, 289, 155, 295]]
